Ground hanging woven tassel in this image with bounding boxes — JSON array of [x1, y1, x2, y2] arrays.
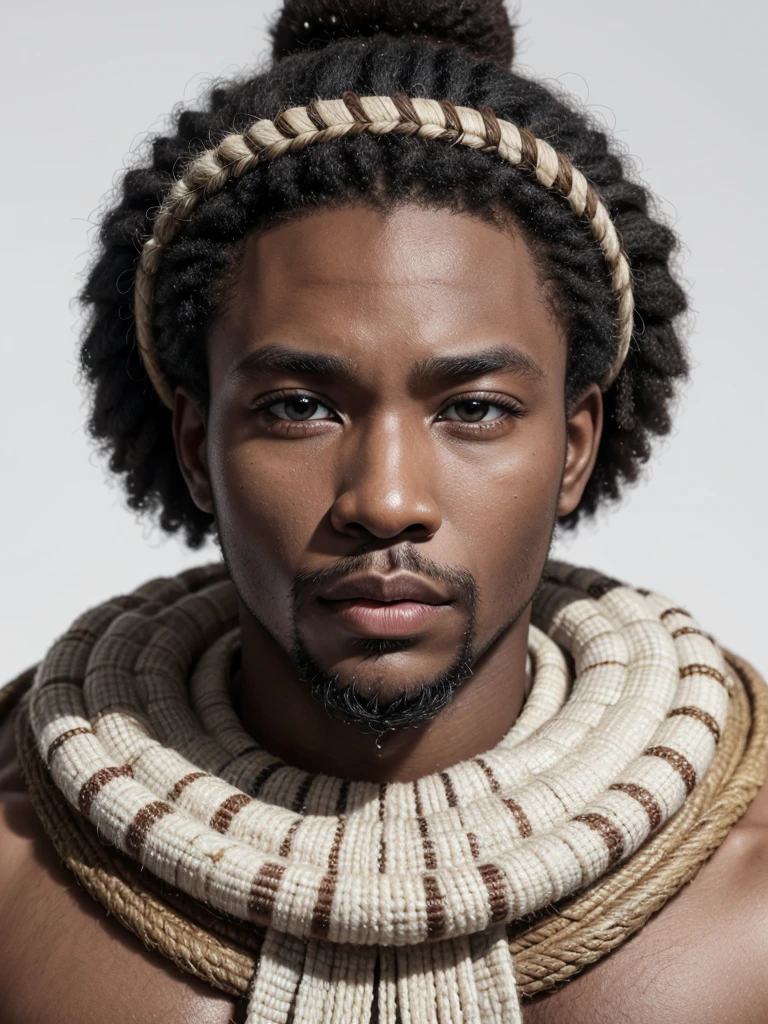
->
[[397, 941, 439, 1023], [428, 935, 478, 1023], [393, 932, 519, 1024], [292, 940, 377, 1023], [470, 925, 522, 1023], [245, 928, 307, 1024], [376, 946, 399, 1024]]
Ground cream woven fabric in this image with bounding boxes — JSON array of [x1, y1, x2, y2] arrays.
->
[[28, 561, 729, 1023]]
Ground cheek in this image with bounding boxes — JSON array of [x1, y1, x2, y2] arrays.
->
[[439, 428, 564, 618], [208, 437, 333, 608]]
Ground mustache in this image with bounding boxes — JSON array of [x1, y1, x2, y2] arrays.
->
[[291, 544, 478, 606]]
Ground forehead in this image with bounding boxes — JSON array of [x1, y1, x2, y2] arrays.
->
[[207, 204, 565, 385]]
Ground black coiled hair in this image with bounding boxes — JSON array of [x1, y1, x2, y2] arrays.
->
[[78, 0, 688, 548]]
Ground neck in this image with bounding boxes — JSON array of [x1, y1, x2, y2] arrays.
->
[[234, 605, 532, 783]]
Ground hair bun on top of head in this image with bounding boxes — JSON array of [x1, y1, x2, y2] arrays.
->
[[270, 0, 515, 68]]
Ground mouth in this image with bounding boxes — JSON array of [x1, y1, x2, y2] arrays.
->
[[314, 573, 455, 639]]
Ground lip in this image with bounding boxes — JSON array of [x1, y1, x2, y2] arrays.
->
[[314, 572, 455, 639], [316, 572, 453, 606], [321, 598, 449, 638]]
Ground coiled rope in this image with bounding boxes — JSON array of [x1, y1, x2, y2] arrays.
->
[[7, 562, 767, 1022]]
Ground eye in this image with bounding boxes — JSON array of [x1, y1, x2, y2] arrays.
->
[[440, 399, 509, 423], [268, 396, 333, 421]]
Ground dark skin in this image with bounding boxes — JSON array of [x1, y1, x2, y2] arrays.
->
[[173, 206, 602, 782], [1, 205, 766, 1023]]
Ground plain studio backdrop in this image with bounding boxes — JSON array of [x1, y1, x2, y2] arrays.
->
[[1, 1, 765, 683]]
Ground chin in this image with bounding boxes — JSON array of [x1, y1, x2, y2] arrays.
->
[[293, 636, 475, 734]]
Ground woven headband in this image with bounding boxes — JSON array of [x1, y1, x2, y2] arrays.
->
[[134, 92, 634, 409]]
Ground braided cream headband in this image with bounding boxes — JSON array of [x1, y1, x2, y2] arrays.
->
[[134, 92, 634, 408]]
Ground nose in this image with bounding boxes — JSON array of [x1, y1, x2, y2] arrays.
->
[[329, 414, 442, 542]]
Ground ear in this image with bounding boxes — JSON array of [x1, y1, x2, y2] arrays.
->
[[171, 385, 214, 514], [557, 382, 603, 518]]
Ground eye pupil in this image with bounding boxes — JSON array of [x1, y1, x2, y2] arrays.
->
[[286, 397, 317, 420], [457, 400, 488, 422]]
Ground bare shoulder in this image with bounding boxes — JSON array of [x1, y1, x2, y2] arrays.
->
[[0, 705, 241, 1024], [525, 773, 768, 1024]]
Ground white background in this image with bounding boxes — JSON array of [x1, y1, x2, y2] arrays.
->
[[1, 1, 765, 683]]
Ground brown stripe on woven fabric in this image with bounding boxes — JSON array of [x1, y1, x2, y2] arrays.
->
[[478, 863, 509, 923], [249, 762, 281, 797], [573, 812, 624, 867], [668, 705, 721, 743], [423, 874, 446, 938], [210, 793, 252, 834], [125, 800, 174, 858], [581, 660, 628, 672], [672, 626, 710, 640], [311, 814, 347, 937], [378, 782, 388, 874], [478, 105, 502, 149], [441, 770, 480, 858], [587, 576, 621, 599], [414, 781, 438, 871], [166, 771, 208, 802], [216, 746, 260, 776], [248, 861, 286, 921], [78, 763, 134, 817], [503, 797, 533, 839], [679, 664, 727, 688], [341, 90, 369, 124], [644, 745, 697, 795], [46, 726, 93, 767], [439, 99, 463, 136], [335, 778, 351, 817], [327, 813, 348, 875], [291, 773, 315, 815], [278, 817, 303, 859], [609, 782, 662, 831], [555, 152, 573, 195], [661, 606, 691, 621], [477, 759, 532, 834], [475, 756, 501, 793], [439, 771, 458, 808]]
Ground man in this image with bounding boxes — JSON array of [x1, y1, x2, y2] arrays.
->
[[1, 2, 766, 1022]]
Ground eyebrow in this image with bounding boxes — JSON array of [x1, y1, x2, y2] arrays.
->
[[228, 344, 358, 384], [410, 346, 546, 387], [227, 343, 545, 389]]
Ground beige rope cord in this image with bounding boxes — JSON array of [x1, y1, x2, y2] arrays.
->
[[7, 648, 767, 1008], [134, 92, 635, 409], [510, 650, 768, 996], [12, 560, 761, 1024]]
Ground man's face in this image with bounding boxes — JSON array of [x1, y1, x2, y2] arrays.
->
[[188, 205, 584, 719]]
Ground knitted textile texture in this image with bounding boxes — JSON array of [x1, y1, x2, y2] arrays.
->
[[17, 561, 768, 1023], [134, 92, 634, 408]]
